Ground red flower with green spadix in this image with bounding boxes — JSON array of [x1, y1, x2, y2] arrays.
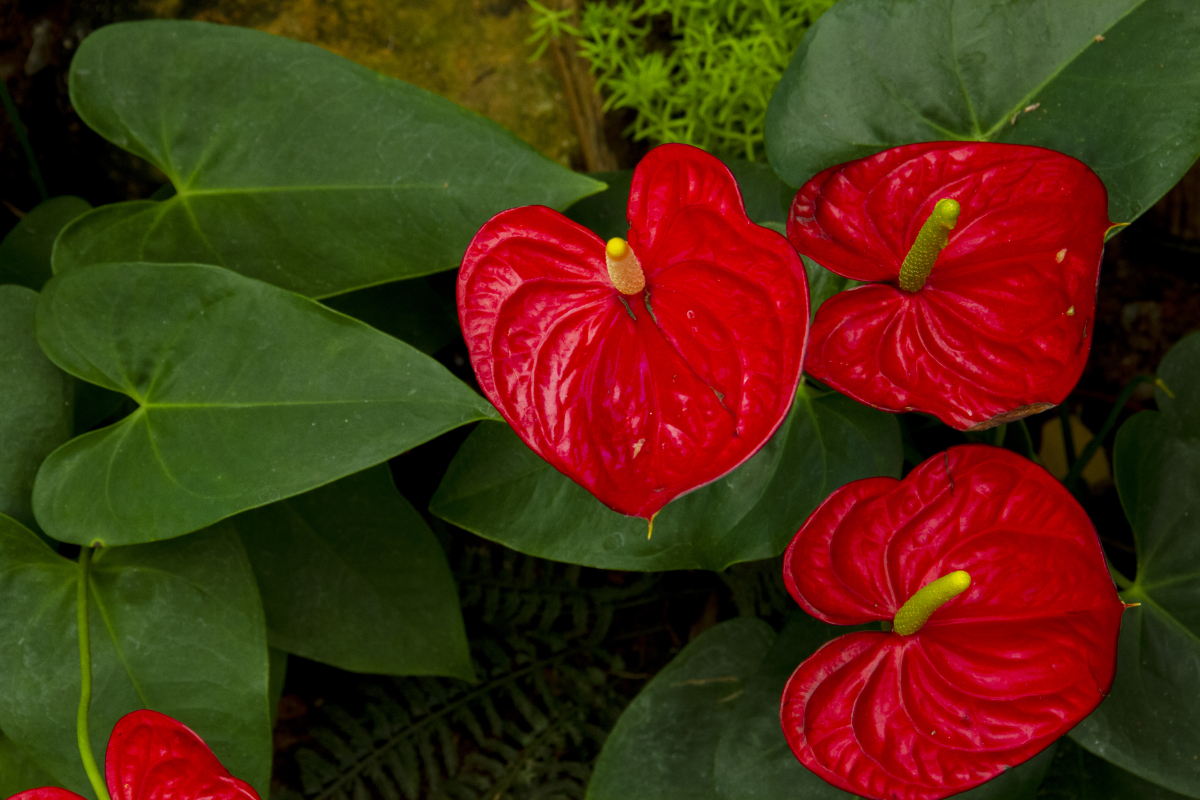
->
[[458, 143, 809, 522], [9, 710, 257, 800], [788, 142, 1113, 431], [780, 444, 1126, 800]]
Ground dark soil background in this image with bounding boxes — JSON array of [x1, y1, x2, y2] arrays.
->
[[4, 1, 1200, 797]]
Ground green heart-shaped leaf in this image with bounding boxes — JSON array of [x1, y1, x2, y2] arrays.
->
[[587, 617, 776, 800], [0, 727, 60, 797], [232, 465, 472, 679], [0, 196, 91, 290], [0, 515, 272, 798], [1069, 331, 1200, 796], [321, 276, 459, 355], [715, 613, 1057, 800], [430, 387, 900, 571], [723, 159, 794, 226], [0, 286, 72, 532], [713, 614, 858, 800], [33, 262, 498, 546], [55, 20, 602, 298], [268, 647, 288, 727], [566, 170, 634, 241], [765, 0, 1200, 223], [1040, 737, 1195, 800], [589, 612, 1056, 800]]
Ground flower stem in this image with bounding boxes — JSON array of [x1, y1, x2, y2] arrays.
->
[[1062, 375, 1171, 494], [77, 547, 111, 800], [1108, 560, 1134, 590], [0, 79, 49, 202], [991, 423, 1007, 448]]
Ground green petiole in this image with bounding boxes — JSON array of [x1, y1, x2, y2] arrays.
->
[[77, 547, 111, 800], [1062, 375, 1173, 494]]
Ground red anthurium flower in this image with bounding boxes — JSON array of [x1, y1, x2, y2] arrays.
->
[[788, 142, 1111, 431], [780, 444, 1125, 800], [458, 143, 809, 520], [9, 710, 257, 800]]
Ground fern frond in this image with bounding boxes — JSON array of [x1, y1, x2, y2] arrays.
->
[[278, 548, 658, 800]]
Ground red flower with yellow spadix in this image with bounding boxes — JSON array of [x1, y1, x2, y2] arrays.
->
[[9, 710, 258, 800], [458, 143, 809, 523], [788, 141, 1113, 431], [780, 444, 1126, 800]]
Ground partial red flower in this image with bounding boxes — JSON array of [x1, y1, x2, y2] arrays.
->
[[788, 142, 1111, 431], [9, 710, 257, 800], [780, 444, 1125, 800], [458, 143, 809, 520]]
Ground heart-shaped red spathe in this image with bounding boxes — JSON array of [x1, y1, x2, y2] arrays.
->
[[8, 710, 258, 800], [780, 444, 1124, 800], [458, 143, 809, 519], [788, 142, 1111, 431]]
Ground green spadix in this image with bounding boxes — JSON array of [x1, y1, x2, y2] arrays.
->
[[893, 570, 971, 635], [898, 198, 960, 292]]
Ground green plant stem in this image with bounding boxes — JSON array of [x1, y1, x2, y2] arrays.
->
[[76, 547, 111, 800], [0, 79, 49, 202], [1062, 375, 1164, 494], [1108, 560, 1135, 591], [1013, 419, 1040, 463], [991, 423, 1007, 448], [1059, 402, 1077, 477]]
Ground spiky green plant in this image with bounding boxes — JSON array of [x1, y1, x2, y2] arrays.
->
[[530, 0, 835, 161]]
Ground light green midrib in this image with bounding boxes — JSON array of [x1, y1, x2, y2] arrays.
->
[[977, 0, 1152, 140], [88, 579, 152, 709], [947, 2, 984, 138], [1134, 574, 1200, 593], [175, 183, 452, 197], [135, 399, 486, 409], [167, 172, 602, 199]]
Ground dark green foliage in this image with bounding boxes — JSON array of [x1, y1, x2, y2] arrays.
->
[[1037, 738, 1194, 800], [719, 556, 794, 621], [275, 549, 660, 800], [57, 21, 602, 297], [431, 389, 902, 572], [1070, 331, 1200, 795]]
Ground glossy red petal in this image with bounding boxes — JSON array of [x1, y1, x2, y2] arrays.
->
[[788, 142, 1109, 430], [781, 445, 1124, 800], [459, 145, 808, 518], [783, 476, 899, 624], [104, 710, 259, 800], [6, 790, 86, 800]]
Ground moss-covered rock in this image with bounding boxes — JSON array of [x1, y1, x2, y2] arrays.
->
[[146, 0, 581, 166]]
